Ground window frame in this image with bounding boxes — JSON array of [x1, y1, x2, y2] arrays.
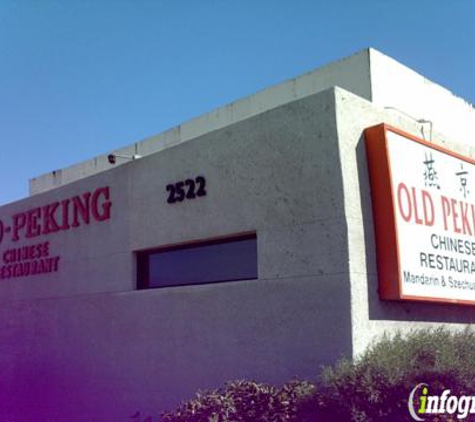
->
[[136, 232, 258, 289]]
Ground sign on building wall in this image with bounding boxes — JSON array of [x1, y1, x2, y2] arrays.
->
[[0, 186, 112, 280], [365, 124, 475, 305]]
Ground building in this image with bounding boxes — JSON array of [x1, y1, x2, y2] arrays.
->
[[2, 48, 475, 421]]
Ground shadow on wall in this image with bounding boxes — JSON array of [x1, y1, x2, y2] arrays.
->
[[356, 133, 475, 324]]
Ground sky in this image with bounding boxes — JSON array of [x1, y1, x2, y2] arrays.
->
[[1, 0, 474, 206]]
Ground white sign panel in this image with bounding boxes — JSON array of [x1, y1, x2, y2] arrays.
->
[[388, 131, 475, 302]]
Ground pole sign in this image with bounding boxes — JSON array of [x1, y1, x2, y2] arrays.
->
[[365, 124, 475, 305]]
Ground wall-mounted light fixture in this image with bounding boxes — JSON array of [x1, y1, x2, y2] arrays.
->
[[384, 106, 433, 142], [107, 153, 142, 165]]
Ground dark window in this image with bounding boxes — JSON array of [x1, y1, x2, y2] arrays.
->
[[137, 234, 257, 289]]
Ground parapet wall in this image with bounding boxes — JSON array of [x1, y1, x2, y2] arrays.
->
[[29, 49, 373, 196], [28, 49, 475, 199]]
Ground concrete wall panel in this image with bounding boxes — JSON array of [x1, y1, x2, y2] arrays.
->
[[0, 275, 351, 421]]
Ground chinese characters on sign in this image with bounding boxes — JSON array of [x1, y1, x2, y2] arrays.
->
[[424, 155, 471, 198], [456, 164, 470, 199], [423, 152, 440, 189]]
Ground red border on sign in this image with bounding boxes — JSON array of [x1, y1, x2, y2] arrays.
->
[[365, 123, 475, 306]]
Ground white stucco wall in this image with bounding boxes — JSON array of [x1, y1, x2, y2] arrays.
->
[[369, 49, 475, 148], [0, 88, 357, 421]]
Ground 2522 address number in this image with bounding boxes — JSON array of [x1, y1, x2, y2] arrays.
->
[[166, 176, 207, 204]]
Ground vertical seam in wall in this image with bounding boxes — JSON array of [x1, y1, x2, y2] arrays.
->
[[331, 87, 355, 360], [368, 48, 374, 103], [126, 163, 136, 289]]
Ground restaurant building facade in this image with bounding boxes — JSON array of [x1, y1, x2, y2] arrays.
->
[[2, 49, 475, 421]]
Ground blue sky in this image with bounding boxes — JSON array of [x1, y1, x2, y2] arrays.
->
[[1, 1, 474, 205]]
